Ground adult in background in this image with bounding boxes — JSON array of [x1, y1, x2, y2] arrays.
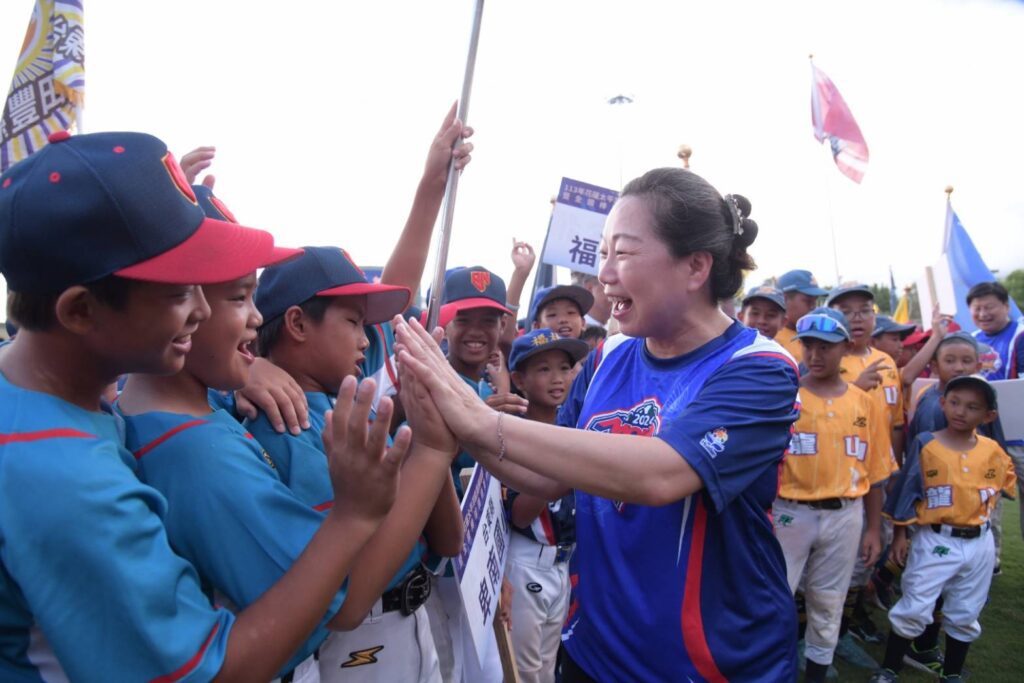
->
[[967, 281, 1024, 571], [394, 167, 801, 681]]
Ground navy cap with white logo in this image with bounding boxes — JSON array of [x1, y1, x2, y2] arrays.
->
[[508, 328, 590, 372]]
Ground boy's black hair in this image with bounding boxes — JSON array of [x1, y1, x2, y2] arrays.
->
[[8, 275, 139, 332], [966, 281, 1009, 306], [581, 324, 608, 344], [256, 297, 332, 357]]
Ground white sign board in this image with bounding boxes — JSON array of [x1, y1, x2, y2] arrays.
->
[[916, 260, 959, 325], [452, 465, 510, 667], [541, 177, 618, 275], [993, 378, 1024, 442]]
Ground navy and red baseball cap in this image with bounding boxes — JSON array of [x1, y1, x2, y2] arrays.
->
[[508, 328, 589, 372], [438, 266, 511, 328], [255, 246, 411, 325], [528, 285, 594, 325], [0, 131, 293, 293]]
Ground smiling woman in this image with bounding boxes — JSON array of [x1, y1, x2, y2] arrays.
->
[[394, 167, 803, 681]]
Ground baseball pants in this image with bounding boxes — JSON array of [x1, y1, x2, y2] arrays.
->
[[318, 599, 440, 682], [505, 533, 573, 683], [888, 525, 994, 643], [272, 653, 320, 683], [774, 497, 863, 666]]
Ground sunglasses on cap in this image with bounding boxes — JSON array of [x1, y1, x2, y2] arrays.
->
[[796, 314, 850, 337]]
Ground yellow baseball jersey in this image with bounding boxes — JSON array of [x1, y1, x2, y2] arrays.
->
[[779, 384, 892, 500], [885, 433, 1017, 527], [775, 327, 803, 364], [840, 347, 904, 429]]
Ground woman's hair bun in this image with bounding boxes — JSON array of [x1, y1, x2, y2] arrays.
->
[[728, 193, 758, 249]]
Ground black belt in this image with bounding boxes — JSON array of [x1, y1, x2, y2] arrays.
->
[[280, 648, 319, 683], [381, 564, 431, 616], [931, 524, 984, 539], [783, 497, 845, 510]]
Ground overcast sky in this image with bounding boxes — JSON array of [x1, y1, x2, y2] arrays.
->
[[2, 0, 1023, 304]]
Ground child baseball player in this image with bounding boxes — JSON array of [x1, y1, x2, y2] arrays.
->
[[872, 315, 917, 365], [247, 245, 464, 682], [503, 329, 589, 683], [528, 284, 594, 339], [772, 308, 889, 683], [827, 284, 903, 656], [775, 269, 829, 363], [870, 375, 1016, 683], [0, 131, 401, 681], [740, 285, 786, 340]]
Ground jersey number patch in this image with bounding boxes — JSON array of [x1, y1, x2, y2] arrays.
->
[[844, 436, 867, 461]]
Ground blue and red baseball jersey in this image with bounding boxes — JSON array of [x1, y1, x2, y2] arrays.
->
[[558, 323, 800, 682], [245, 392, 427, 592], [120, 408, 343, 676], [503, 488, 576, 546], [0, 374, 233, 682]]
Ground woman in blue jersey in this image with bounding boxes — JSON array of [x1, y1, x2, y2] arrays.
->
[[394, 167, 801, 682]]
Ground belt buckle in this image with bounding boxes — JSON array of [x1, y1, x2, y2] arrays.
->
[[399, 568, 431, 616], [554, 544, 574, 564]]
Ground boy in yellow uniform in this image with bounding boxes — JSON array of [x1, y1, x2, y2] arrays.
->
[[773, 308, 890, 683], [870, 375, 1016, 683], [775, 269, 829, 363], [740, 285, 786, 340], [827, 284, 904, 656]]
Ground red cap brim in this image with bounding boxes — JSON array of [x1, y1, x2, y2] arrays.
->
[[438, 298, 513, 328], [316, 282, 412, 325], [115, 217, 301, 284]]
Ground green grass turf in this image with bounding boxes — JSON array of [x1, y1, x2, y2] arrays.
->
[[828, 497, 1023, 681]]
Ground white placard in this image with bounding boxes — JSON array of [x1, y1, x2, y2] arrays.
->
[[451, 465, 510, 667], [992, 379, 1024, 441], [541, 177, 618, 275]]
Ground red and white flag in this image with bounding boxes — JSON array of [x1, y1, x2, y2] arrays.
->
[[810, 63, 868, 183]]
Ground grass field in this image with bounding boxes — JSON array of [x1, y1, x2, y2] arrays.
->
[[829, 497, 1023, 682]]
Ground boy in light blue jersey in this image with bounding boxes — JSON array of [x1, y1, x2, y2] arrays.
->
[[0, 131, 399, 682], [247, 246, 463, 682]]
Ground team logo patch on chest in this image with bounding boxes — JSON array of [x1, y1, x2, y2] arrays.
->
[[585, 398, 662, 436]]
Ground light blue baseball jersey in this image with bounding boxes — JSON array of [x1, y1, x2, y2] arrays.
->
[[245, 392, 427, 592], [0, 374, 233, 682], [120, 408, 344, 676], [557, 323, 800, 682]]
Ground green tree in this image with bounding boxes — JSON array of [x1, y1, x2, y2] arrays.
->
[[1002, 269, 1024, 311], [868, 283, 892, 315]]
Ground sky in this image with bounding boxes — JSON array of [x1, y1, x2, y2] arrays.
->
[[2, 0, 1023, 307]]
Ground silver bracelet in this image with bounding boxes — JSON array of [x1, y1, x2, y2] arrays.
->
[[496, 412, 507, 461]]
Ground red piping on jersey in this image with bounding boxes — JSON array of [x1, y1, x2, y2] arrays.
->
[[538, 508, 557, 545], [0, 428, 95, 445], [133, 420, 207, 459], [565, 573, 580, 624], [745, 351, 800, 375], [314, 501, 334, 512], [681, 497, 728, 683], [378, 324, 400, 391], [149, 621, 220, 683]]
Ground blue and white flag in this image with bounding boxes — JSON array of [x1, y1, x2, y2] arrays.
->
[[540, 177, 618, 276], [942, 200, 1022, 330]]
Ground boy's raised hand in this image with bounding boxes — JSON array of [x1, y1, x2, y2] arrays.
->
[[422, 102, 474, 189], [179, 145, 217, 188], [853, 358, 890, 392], [510, 240, 536, 275], [323, 377, 408, 524]]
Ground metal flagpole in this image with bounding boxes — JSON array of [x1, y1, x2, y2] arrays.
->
[[425, 0, 486, 330]]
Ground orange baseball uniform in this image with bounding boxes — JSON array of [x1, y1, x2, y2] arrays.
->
[[780, 384, 892, 500], [776, 328, 803, 364]]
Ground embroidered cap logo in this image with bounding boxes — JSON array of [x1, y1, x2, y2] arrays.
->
[[470, 270, 491, 293]]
